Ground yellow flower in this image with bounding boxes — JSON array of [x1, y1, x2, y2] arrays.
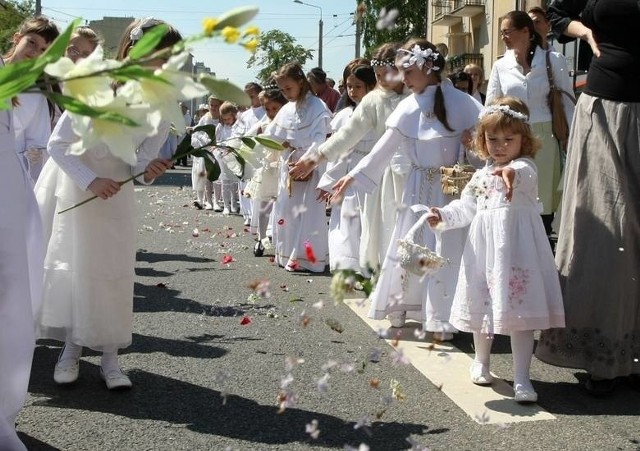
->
[[243, 25, 260, 37], [221, 26, 241, 44], [202, 18, 219, 36], [242, 38, 259, 53]]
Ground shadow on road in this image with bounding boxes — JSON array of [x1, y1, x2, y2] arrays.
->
[[28, 347, 428, 449]]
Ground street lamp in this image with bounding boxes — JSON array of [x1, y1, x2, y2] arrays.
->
[[293, 0, 323, 68]]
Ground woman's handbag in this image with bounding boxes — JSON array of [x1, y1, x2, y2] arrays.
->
[[439, 163, 475, 196], [545, 50, 576, 153], [396, 211, 447, 276]]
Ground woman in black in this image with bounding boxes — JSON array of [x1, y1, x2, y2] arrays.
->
[[535, 0, 640, 395]]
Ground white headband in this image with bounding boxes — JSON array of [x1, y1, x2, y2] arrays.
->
[[479, 104, 529, 122], [130, 17, 156, 43], [397, 45, 440, 74]]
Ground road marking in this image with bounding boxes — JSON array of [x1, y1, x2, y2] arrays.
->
[[344, 299, 556, 425]]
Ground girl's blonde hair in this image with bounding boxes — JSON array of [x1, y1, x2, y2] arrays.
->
[[71, 26, 101, 48], [219, 101, 238, 116], [115, 18, 182, 61], [473, 96, 541, 160], [274, 62, 312, 100]]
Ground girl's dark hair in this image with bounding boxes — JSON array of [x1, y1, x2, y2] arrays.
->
[[244, 82, 263, 94], [340, 58, 372, 108], [504, 10, 543, 67], [262, 87, 288, 106], [448, 69, 473, 95], [4, 16, 60, 59], [115, 18, 183, 61], [399, 37, 452, 132], [275, 62, 312, 100]]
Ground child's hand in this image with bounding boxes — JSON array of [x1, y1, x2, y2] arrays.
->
[[289, 155, 319, 181], [493, 166, 516, 201], [316, 189, 330, 202], [426, 208, 442, 227], [88, 177, 121, 199], [144, 158, 172, 183], [330, 175, 353, 205]]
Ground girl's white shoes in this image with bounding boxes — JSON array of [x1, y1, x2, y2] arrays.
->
[[388, 311, 407, 328], [100, 367, 133, 390], [53, 358, 80, 384], [514, 383, 538, 403], [470, 362, 494, 386]]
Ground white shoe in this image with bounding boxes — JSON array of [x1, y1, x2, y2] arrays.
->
[[204, 202, 213, 210], [514, 384, 538, 403], [388, 311, 406, 328], [54, 359, 80, 384], [100, 367, 133, 390], [470, 362, 494, 386], [212, 202, 223, 212], [222, 207, 230, 215], [243, 217, 251, 226], [433, 331, 454, 342]]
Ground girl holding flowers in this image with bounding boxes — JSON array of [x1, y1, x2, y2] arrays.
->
[[35, 19, 195, 390]]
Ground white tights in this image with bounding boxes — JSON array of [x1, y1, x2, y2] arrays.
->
[[473, 330, 535, 392], [60, 341, 120, 373]]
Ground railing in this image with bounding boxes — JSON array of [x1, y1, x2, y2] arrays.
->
[[433, 1, 452, 21], [453, 0, 485, 10], [447, 53, 483, 72]]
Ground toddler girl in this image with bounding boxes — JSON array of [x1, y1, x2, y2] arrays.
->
[[427, 96, 565, 403]]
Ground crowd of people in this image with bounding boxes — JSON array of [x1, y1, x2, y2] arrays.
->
[[1, 1, 639, 448]]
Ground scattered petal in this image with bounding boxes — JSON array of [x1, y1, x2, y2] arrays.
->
[[192, 228, 199, 237], [222, 254, 234, 264], [305, 419, 320, 439], [312, 300, 324, 310], [240, 315, 252, 325], [316, 373, 330, 393], [325, 318, 344, 333], [369, 377, 381, 389]]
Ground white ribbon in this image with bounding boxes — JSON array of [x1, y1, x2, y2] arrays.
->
[[398, 45, 441, 74]]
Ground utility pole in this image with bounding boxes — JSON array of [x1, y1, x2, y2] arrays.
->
[[35, 0, 41, 15], [355, 9, 362, 58]]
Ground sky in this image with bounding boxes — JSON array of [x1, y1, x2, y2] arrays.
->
[[40, 0, 363, 84]]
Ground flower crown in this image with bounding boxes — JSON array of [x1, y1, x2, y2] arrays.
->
[[130, 17, 156, 43], [370, 58, 395, 67], [479, 104, 529, 122], [263, 83, 279, 91], [397, 45, 440, 74]]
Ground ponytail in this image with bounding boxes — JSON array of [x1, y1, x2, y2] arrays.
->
[[434, 77, 453, 132]]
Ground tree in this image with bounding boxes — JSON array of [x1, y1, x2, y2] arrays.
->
[[246, 29, 313, 83], [360, 0, 428, 57], [0, 0, 35, 54]]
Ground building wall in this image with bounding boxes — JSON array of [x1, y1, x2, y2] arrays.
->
[[88, 16, 135, 58]]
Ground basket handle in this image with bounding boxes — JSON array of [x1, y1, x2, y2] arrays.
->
[[403, 204, 434, 243]]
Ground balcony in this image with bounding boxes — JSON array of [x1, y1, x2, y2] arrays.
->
[[432, 1, 462, 26], [451, 0, 485, 17], [447, 53, 483, 72]]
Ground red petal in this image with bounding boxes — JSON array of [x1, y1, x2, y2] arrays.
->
[[222, 255, 234, 264], [304, 240, 317, 264], [240, 315, 252, 325], [277, 218, 285, 226]]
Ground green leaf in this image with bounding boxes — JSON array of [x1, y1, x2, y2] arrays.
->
[[203, 154, 221, 181], [241, 136, 256, 149], [192, 124, 217, 143], [254, 136, 285, 150], [0, 59, 42, 108], [109, 65, 171, 84], [214, 6, 259, 30], [172, 134, 193, 161], [199, 75, 250, 106], [127, 24, 169, 60], [190, 148, 210, 158], [48, 93, 139, 127], [228, 149, 246, 179]]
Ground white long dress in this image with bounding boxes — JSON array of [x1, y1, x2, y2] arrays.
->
[[438, 158, 565, 334], [315, 87, 408, 272], [13, 92, 52, 183], [35, 112, 170, 351], [191, 115, 218, 193], [0, 107, 43, 450], [350, 80, 481, 332], [264, 93, 332, 272], [318, 106, 375, 274]]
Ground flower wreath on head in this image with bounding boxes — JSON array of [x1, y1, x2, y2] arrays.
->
[[130, 17, 156, 42], [370, 58, 395, 67], [397, 44, 440, 74], [479, 105, 529, 122]]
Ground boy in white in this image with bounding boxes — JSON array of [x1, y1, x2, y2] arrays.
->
[[215, 101, 241, 215]]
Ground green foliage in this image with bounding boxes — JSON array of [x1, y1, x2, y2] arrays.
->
[[360, 0, 428, 57], [246, 29, 313, 83], [0, 0, 35, 55], [127, 24, 169, 60], [200, 75, 251, 106]]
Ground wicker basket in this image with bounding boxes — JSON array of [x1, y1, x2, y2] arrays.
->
[[440, 164, 476, 196], [396, 212, 447, 276]]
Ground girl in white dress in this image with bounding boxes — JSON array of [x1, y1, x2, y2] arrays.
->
[[332, 38, 482, 339], [263, 62, 332, 272], [317, 61, 377, 274], [35, 19, 181, 390], [4, 17, 60, 184], [289, 43, 408, 273], [426, 97, 565, 403], [191, 96, 221, 210]]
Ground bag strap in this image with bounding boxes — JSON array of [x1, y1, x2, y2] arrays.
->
[[545, 50, 577, 105]]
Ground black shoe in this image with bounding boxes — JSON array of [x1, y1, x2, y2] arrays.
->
[[193, 200, 203, 210], [253, 242, 264, 257], [585, 376, 617, 396]]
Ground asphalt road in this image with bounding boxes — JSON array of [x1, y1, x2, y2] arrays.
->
[[16, 168, 640, 451]]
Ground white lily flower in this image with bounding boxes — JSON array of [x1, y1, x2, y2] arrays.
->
[[45, 45, 121, 107], [67, 95, 160, 166], [121, 51, 209, 134]]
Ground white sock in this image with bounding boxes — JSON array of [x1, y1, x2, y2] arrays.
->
[[473, 332, 493, 368], [511, 330, 535, 392], [101, 350, 120, 374], [59, 341, 82, 364]]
